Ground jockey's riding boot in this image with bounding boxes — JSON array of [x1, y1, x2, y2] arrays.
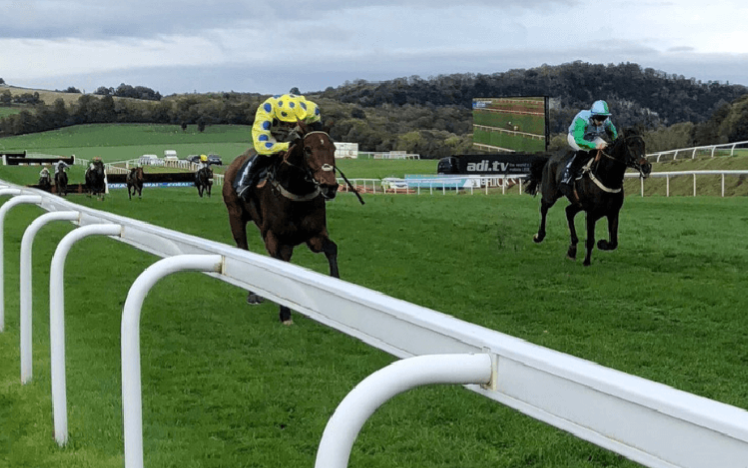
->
[[559, 155, 576, 197]]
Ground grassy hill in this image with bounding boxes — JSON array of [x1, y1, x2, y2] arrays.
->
[[624, 154, 748, 197], [1, 85, 153, 106]]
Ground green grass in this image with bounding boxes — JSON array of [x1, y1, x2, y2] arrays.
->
[[0, 124, 252, 165], [1, 125, 748, 468], [0, 107, 23, 118]]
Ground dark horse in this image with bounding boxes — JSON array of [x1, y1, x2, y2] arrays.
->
[[127, 166, 145, 200], [524, 128, 652, 266], [223, 122, 341, 324], [39, 172, 52, 192], [54, 169, 68, 197], [195, 165, 213, 197], [85, 159, 107, 200]]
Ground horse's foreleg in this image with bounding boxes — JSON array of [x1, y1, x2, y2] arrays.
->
[[583, 214, 598, 266], [598, 211, 620, 251], [533, 199, 553, 243], [227, 211, 250, 251], [565, 204, 582, 260], [307, 235, 339, 278], [265, 232, 294, 325]]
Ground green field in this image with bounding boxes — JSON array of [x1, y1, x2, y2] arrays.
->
[[0, 107, 24, 118], [1, 125, 748, 468]]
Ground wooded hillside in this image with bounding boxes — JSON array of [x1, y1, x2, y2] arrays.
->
[[1, 61, 747, 158]]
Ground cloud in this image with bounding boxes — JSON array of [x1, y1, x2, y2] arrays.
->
[[0, 0, 576, 40], [1, 0, 746, 95]]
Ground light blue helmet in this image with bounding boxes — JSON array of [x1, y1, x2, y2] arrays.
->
[[590, 100, 611, 116]]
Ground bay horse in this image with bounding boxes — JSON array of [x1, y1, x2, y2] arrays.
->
[[85, 159, 107, 200], [195, 165, 213, 197], [126, 166, 145, 200], [54, 169, 68, 197], [222, 122, 341, 324], [524, 128, 652, 266]]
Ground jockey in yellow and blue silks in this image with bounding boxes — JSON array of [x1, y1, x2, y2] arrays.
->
[[560, 100, 619, 191], [236, 93, 323, 197], [252, 94, 322, 155]]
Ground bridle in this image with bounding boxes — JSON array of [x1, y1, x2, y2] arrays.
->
[[597, 135, 642, 165], [276, 130, 365, 204], [272, 131, 335, 201], [585, 134, 648, 193], [280, 131, 335, 186]]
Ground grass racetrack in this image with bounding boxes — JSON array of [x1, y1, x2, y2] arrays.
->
[[1, 125, 747, 467]]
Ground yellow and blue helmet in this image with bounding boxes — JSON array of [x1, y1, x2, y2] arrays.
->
[[200, 154, 208, 162]]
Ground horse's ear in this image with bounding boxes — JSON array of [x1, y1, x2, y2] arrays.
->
[[322, 120, 334, 134], [296, 120, 309, 135]]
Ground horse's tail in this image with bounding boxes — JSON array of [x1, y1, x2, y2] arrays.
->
[[524, 157, 549, 196]]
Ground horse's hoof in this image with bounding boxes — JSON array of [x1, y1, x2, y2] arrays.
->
[[246, 293, 265, 305], [566, 254, 576, 261], [282, 319, 294, 326], [583, 260, 591, 267], [597, 240, 608, 250], [533, 234, 544, 244]]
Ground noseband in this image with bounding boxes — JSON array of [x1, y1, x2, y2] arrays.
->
[[281, 131, 335, 186], [274, 131, 336, 201]]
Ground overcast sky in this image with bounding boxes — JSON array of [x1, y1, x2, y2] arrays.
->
[[2, 0, 747, 96]]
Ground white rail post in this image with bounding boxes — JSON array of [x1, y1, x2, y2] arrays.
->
[[20, 211, 80, 384], [0, 193, 41, 332], [693, 174, 697, 197], [315, 353, 493, 468], [50, 223, 123, 446], [121, 254, 223, 468]]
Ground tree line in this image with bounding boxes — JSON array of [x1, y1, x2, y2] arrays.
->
[[1, 62, 747, 157]]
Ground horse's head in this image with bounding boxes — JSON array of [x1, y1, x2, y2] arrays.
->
[[286, 122, 338, 200], [613, 128, 652, 179]]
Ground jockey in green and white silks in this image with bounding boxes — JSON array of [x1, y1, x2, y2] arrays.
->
[[560, 100, 619, 193], [236, 93, 323, 198], [567, 100, 618, 151]]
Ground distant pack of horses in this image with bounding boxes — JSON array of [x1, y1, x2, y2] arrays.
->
[[38, 161, 217, 201]]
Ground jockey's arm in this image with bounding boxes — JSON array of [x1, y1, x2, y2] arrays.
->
[[252, 121, 290, 155], [570, 117, 597, 150], [605, 120, 619, 140]]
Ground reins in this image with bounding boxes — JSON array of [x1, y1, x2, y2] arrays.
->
[[585, 136, 639, 193], [276, 131, 365, 205]]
